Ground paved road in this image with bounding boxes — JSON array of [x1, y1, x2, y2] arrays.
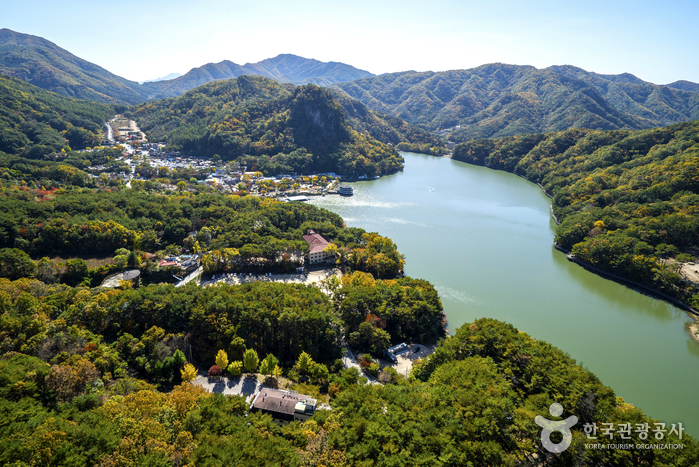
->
[[342, 343, 381, 385], [176, 266, 203, 287]]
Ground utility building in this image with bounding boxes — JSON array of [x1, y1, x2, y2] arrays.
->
[[250, 388, 316, 425]]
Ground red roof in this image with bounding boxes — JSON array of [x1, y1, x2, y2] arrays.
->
[[303, 230, 329, 254]]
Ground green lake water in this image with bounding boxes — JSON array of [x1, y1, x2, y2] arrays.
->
[[309, 152, 699, 435]]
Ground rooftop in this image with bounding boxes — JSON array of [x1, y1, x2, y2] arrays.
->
[[251, 388, 316, 416], [303, 229, 330, 254]]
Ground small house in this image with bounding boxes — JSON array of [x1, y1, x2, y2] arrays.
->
[[250, 388, 316, 426]]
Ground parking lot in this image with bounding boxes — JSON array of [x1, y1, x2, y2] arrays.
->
[[191, 373, 263, 402], [379, 343, 435, 378]]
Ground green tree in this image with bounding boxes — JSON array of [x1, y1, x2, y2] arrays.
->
[[243, 349, 259, 373], [0, 248, 36, 280], [296, 351, 313, 375], [126, 250, 140, 267], [227, 361, 243, 376], [259, 353, 280, 375], [64, 258, 89, 286], [349, 322, 391, 354], [310, 362, 329, 384], [197, 226, 212, 245], [35, 256, 59, 283]]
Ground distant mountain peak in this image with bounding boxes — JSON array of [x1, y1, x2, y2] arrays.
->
[[334, 62, 699, 142], [666, 80, 699, 93], [147, 54, 375, 99], [140, 72, 181, 84]]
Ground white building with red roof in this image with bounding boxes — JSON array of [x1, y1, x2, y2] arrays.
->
[[303, 229, 333, 265]]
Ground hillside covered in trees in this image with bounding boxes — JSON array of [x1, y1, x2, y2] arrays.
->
[[334, 64, 699, 142], [128, 76, 413, 177], [0, 75, 114, 158], [0, 289, 694, 466], [0, 28, 154, 105], [453, 120, 699, 308]]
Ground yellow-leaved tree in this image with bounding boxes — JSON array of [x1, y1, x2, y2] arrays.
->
[[215, 349, 229, 371], [180, 363, 197, 382]]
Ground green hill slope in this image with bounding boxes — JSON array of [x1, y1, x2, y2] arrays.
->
[[335, 64, 699, 142], [129, 76, 405, 177], [0, 28, 153, 105], [0, 74, 114, 157]]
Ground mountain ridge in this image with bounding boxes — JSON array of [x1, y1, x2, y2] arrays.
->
[[147, 53, 375, 98], [128, 76, 406, 177], [0, 29, 375, 104], [333, 63, 699, 142], [0, 28, 153, 105]]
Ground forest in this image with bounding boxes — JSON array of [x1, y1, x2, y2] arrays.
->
[[0, 75, 115, 158], [334, 64, 699, 142], [453, 120, 699, 308], [0, 289, 695, 466], [127, 76, 410, 177], [0, 155, 694, 464]]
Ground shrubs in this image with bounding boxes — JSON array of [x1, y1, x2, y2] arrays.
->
[[207, 365, 222, 377], [180, 363, 197, 382], [227, 361, 242, 376]]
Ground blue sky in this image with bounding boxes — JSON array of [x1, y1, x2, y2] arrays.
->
[[2, 0, 697, 84]]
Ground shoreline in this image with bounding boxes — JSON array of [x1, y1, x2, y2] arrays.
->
[[452, 159, 699, 340], [554, 243, 699, 317]]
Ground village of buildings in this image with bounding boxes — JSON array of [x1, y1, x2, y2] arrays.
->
[[90, 117, 355, 200]]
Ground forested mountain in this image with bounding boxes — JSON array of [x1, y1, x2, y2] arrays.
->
[[334, 63, 699, 142], [452, 120, 699, 308], [0, 74, 114, 157], [149, 54, 374, 99], [548, 65, 699, 125], [0, 29, 374, 105], [129, 75, 420, 177], [666, 80, 699, 93], [146, 60, 250, 98], [0, 28, 154, 105], [244, 53, 374, 86]]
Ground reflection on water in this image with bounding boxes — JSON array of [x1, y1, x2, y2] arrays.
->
[[310, 152, 699, 435]]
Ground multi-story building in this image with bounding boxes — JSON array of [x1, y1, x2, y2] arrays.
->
[[303, 229, 333, 264]]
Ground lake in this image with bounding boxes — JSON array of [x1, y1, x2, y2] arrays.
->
[[309, 152, 699, 435]]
